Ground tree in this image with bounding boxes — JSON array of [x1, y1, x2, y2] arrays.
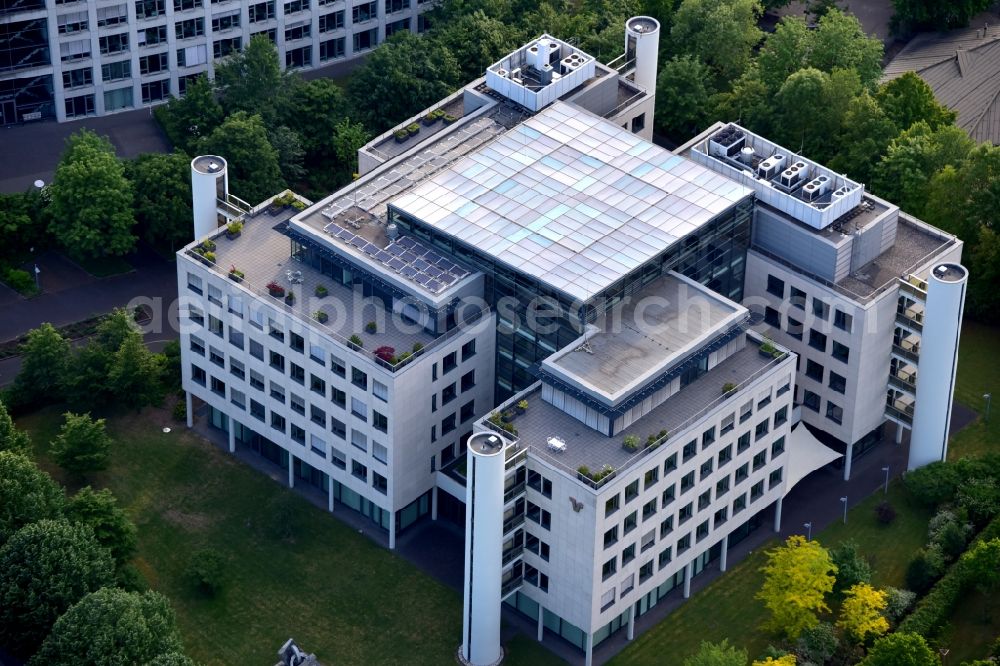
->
[[757, 535, 837, 640], [654, 55, 714, 140], [198, 112, 286, 206], [752, 657, 795, 666], [62, 342, 114, 412], [0, 190, 48, 268], [877, 72, 956, 132], [146, 653, 197, 666], [772, 67, 862, 164], [0, 399, 30, 454], [153, 74, 224, 153], [108, 333, 164, 410], [185, 547, 227, 596], [214, 35, 286, 118], [862, 632, 940, 666], [268, 124, 307, 184], [967, 226, 1000, 323], [890, 0, 993, 33], [872, 121, 974, 216], [808, 10, 883, 89], [30, 587, 184, 666], [795, 622, 838, 664], [671, 0, 763, 84], [0, 519, 114, 657], [828, 92, 899, 185], [51, 412, 112, 477], [0, 451, 64, 545], [837, 583, 889, 644], [756, 16, 811, 92], [130, 152, 194, 251], [683, 639, 748, 666], [883, 587, 917, 622], [962, 538, 1000, 621], [65, 486, 137, 567], [347, 31, 462, 131], [47, 130, 136, 259], [905, 546, 945, 594], [830, 540, 872, 597], [13, 322, 70, 405], [434, 9, 523, 82], [710, 62, 772, 134]]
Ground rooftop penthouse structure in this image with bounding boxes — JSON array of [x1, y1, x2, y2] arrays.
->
[[179, 20, 967, 666]]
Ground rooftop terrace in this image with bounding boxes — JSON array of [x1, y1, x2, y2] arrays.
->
[[543, 272, 745, 403], [487, 334, 789, 490], [188, 206, 441, 369]]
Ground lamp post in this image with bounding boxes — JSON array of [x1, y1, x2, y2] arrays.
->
[[804, 522, 812, 541], [840, 496, 848, 524], [882, 466, 890, 495], [985, 393, 992, 423], [940, 647, 949, 665]]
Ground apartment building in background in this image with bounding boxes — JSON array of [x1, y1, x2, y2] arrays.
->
[[177, 19, 967, 665], [0, 0, 429, 122]]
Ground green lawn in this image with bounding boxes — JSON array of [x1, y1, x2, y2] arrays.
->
[[948, 320, 1000, 460], [503, 634, 567, 666], [74, 254, 134, 278], [20, 405, 469, 666]]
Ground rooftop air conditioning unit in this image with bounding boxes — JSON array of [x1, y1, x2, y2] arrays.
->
[[803, 175, 831, 201], [496, 68, 508, 78], [779, 167, 801, 187]]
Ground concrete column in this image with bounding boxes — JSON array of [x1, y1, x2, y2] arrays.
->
[[626, 605, 635, 640], [536, 604, 544, 642], [683, 561, 693, 599], [720, 535, 729, 572], [584, 632, 593, 666], [895, 425, 904, 445], [185, 392, 193, 428], [774, 496, 783, 533], [227, 425, 235, 454], [431, 486, 438, 521], [327, 480, 334, 513], [287, 455, 295, 488], [389, 516, 396, 550], [843, 442, 854, 481]]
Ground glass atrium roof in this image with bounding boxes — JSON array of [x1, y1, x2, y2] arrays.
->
[[391, 102, 753, 301]]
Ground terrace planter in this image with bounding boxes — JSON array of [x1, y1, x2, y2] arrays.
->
[[228, 272, 244, 283], [421, 114, 438, 126], [394, 129, 409, 144], [226, 230, 241, 240]]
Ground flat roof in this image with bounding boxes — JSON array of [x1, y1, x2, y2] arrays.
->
[[543, 272, 745, 404], [391, 101, 753, 302]]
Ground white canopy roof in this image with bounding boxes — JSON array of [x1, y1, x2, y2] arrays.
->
[[784, 423, 843, 493]]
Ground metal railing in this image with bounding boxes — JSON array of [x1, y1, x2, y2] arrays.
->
[[885, 402, 914, 425], [891, 343, 920, 364], [888, 373, 917, 394]]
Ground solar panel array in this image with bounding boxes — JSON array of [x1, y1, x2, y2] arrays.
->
[[323, 222, 470, 295], [391, 101, 753, 302]]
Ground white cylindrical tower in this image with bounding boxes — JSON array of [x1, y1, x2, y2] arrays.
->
[[461, 432, 506, 666], [908, 263, 968, 471], [625, 16, 660, 94], [191, 155, 228, 240]]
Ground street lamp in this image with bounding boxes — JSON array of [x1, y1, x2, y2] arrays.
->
[[804, 522, 812, 541], [840, 496, 848, 524], [940, 647, 949, 665], [985, 393, 992, 423], [882, 466, 890, 495]]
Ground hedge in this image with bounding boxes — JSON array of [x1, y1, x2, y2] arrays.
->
[[898, 516, 1000, 637]]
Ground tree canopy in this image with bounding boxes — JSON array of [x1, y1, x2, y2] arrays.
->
[[130, 152, 194, 251], [837, 583, 889, 643], [0, 451, 64, 546], [51, 412, 112, 477], [671, 0, 763, 84], [30, 587, 184, 666], [683, 639, 749, 666], [47, 130, 136, 259], [877, 72, 957, 132], [655, 55, 714, 140], [757, 535, 838, 640], [0, 399, 30, 454], [198, 111, 286, 205], [65, 486, 137, 567], [862, 632, 940, 666], [14, 322, 70, 405], [214, 35, 287, 118], [890, 0, 993, 33], [0, 519, 114, 657]]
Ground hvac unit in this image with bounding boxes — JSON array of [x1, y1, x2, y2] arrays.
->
[[739, 146, 755, 165], [779, 166, 802, 187], [496, 68, 508, 78], [802, 175, 831, 201], [708, 127, 746, 158]]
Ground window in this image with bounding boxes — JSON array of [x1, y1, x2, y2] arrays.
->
[[62, 67, 93, 89], [625, 480, 639, 503], [290, 424, 305, 445], [442, 351, 458, 374], [174, 17, 204, 39], [602, 557, 617, 580], [332, 388, 345, 409], [766, 275, 785, 298], [210, 375, 225, 396], [459, 400, 475, 423], [623, 510, 637, 534], [320, 37, 345, 61], [319, 10, 344, 31], [702, 427, 715, 449], [461, 339, 476, 361], [661, 484, 675, 507], [832, 341, 850, 363], [441, 383, 457, 405], [621, 573, 635, 595], [790, 286, 806, 309], [642, 498, 657, 521], [331, 418, 346, 440], [696, 520, 710, 542], [644, 466, 659, 490], [231, 388, 246, 409], [174, 0, 201, 9], [386, 0, 409, 10], [331, 448, 346, 469], [829, 371, 846, 394], [208, 315, 223, 337], [285, 22, 311, 40], [764, 306, 781, 328], [658, 546, 672, 569], [622, 544, 636, 565], [528, 470, 552, 498], [373, 410, 388, 432], [97, 4, 128, 26], [372, 379, 388, 402], [757, 389, 772, 409], [269, 351, 285, 372], [99, 32, 129, 55], [351, 428, 366, 452], [664, 453, 677, 474], [680, 471, 695, 493], [214, 36, 242, 59], [249, 370, 264, 391], [352, 1, 376, 22], [631, 113, 645, 133], [289, 332, 304, 353], [812, 298, 829, 321], [228, 327, 244, 350], [141, 79, 170, 103], [209, 346, 224, 367], [659, 515, 674, 538], [605, 494, 620, 516], [735, 463, 749, 483], [834, 310, 853, 333], [752, 450, 767, 471], [373, 442, 387, 464], [310, 373, 326, 395], [721, 413, 735, 435], [352, 367, 367, 390], [177, 44, 208, 69], [806, 359, 824, 382], [270, 411, 285, 433], [353, 27, 377, 50], [716, 475, 730, 496], [826, 402, 843, 425], [140, 25, 168, 45], [351, 397, 367, 420], [771, 436, 785, 457], [714, 507, 728, 527], [678, 502, 693, 524], [352, 460, 367, 481], [739, 400, 752, 423], [700, 458, 713, 480], [718, 444, 732, 466], [697, 489, 711, 511], [769, 468, 783, 489], [677, 533, 691, 555], [311, 405, 326, 427], [101, 60, 131, 82], [249, 1, 274, 21], [250, 399, 265, 421], [803, 389, 820, 412], [290, 393, 305, 415], [737, 431, 751, 453], [809, 329, 827, 352], [733, 493, 747, 514], [331, 355, 346, 377], [441, 413, 456, 434], [604, 526, 618, 548], [682, 440, 697, 462], [755, 419, 770, 441], [189, 335, 205, 356], [136, 0, 165, 19], [751, 480, 765, 502], [526, 502, 550, 529], [284, 0, 308, 12], [600, 588, 615, 610], [787, 316, 803, 340], [460, 370, 475, 392], [249, 339, 263, 360], [774, 406, 788, 428], [60, 40, 92, 63], [373, 471, 388, 494], [212, 10, 240, 31], [229, 358, 245, 380]]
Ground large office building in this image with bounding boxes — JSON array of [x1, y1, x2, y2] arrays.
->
[[177, 19, 966, 665], [0, 0, 429, 123]]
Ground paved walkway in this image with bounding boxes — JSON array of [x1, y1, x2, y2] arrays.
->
[[188, 399, 980, 666]]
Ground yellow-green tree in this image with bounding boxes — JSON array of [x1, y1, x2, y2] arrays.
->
[[757, 535, 837, 640], [837, 583, 889, 643], [753, 656, 796, 666]]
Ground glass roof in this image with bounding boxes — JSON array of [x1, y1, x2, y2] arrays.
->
[[391, 102, 753, 301]]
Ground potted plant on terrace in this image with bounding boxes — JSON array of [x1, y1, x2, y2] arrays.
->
[[622, 435, 639, 452], [394, 128, 409, 143], [406, 122, 420, 137], [348, 334, 363, 350], [315, 284, 328, 298], [266, 281, 285, 298], [365, 321, 377, 334], [284, 291, 295, 305], [759, 336, 778, 359], [228, 265, 244, 282], [226, 220, 243, 239], [722, 382, 736, 395], [516, 399, 529, 415], [314, 310, 329, 323], [374, 345, 396, 363], [443, 114, 458, 124]]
